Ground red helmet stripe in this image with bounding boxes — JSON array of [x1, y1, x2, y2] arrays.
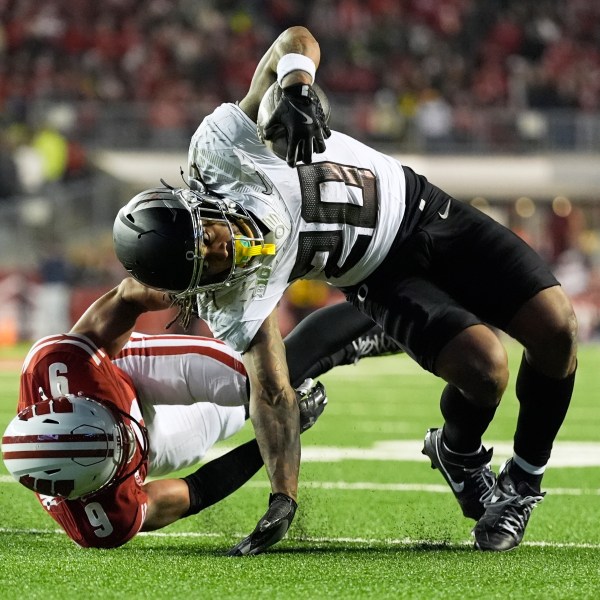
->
[[2, 433, 113, 444], [4, 449, 115, 459]]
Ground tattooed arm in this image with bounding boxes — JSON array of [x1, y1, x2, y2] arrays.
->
[[242, 307, 300, 501]]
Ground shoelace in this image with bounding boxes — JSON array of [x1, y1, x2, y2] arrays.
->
[[482, 487, 544, 537], [466, 463, 496, 501]]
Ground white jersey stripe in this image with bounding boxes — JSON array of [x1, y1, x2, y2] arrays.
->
[[22, 333, 105, 371], [124, 334, 241, 359], [116, 333, 247, 372]]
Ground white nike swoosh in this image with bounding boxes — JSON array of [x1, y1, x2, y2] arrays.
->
[[434, 444, 465, 493], [438, 199, 451, 219], [289, 102, 314, 125], [444, 471, 464, 493]]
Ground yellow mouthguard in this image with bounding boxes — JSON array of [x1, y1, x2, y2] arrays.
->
[[234, 237, 276, 266]]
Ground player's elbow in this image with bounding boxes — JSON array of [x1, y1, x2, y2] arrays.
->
[[282, 25, 315, 41], [278, 26, 320, 60]]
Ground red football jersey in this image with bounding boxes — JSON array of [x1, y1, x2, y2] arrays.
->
[[19, 333, 149, 548]]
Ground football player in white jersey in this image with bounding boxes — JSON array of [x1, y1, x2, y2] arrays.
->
[[113, 26, 578, 554]]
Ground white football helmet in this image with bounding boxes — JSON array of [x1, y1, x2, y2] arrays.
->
[[1, 395, 147, 500]]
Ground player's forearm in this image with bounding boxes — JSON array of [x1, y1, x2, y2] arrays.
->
[[239, 27, 321, 121], [250, 382, 300, 500], [244, 313, 300, 500], [180, 439, 265, 517], [71, 278, 172, 356]]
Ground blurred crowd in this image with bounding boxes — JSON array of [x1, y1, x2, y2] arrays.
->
[[1, 0, 599, 111], [0, 0, 599, 155]]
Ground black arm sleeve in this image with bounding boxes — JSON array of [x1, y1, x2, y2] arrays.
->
[[283, 301, 376, 387], [181, 439, 263, 517]]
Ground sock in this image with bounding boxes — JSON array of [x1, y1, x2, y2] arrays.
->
[[440, 384, 497, 454], [507, 455, 545, 491], [442, 440, 483, 457], [513, 353, 576, 469], [182, 439, 263, 517]]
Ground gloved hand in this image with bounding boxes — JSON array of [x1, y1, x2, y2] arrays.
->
[[227, 493, 298, 556], [295, 379, 327, 433], [263, 83, 331, 167]]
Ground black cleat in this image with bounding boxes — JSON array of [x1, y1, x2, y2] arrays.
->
[[422, 427, 496, 520], [348, 328, 403, 363], [228, 493, 297, 556], [473, 460, 545, 552]]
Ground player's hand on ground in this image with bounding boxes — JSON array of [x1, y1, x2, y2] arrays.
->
[[264, 83, 331, 167], [296, 378, 327, 433], [227, 493, 298, 556]]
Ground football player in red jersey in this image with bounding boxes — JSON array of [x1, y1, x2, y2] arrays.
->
[[3, 277, 398, 550], [113, 26, 578, 554]]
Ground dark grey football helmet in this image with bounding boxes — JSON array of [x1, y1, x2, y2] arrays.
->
[[113, 185, 274, 296]]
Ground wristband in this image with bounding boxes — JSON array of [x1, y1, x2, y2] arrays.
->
[[276, 53, 316, 86]]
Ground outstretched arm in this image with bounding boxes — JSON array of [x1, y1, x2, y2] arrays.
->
[[238, 26, 321, 121], [140, 382, 327, 533], [238, 26, 329, 166], [243, 307, 300, 501], [142, 439, 263, 532], [70, 277, 173, 357]]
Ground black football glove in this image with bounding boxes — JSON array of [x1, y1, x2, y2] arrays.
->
[[295, 379, 327, 433], [263, 83, 331, 168], [227, 492, 298, 556]]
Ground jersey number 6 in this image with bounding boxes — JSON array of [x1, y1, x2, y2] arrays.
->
[[289, 161, 379, 281]]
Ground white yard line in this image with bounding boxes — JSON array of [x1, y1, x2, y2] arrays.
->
[[203, 439, 600, 468], [1, 527, 599, 550], [244, 480, 600, 495], [1, 476, 599, 497]]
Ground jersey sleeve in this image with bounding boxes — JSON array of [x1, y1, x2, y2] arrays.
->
[[195, 267, 290, 353]]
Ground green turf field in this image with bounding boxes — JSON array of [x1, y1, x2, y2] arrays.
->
[[1, 342, 599, 599]]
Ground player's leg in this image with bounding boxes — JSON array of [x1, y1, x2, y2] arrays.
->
[[506, 284, 577, 488], [144, 401, 247, 478], [424, 323, 507, 520], [414, 199, 578, 551], [344, 269, 502, 522], [341, 193, 528, 524], [473, 284, 577, 551], [283, 301, 402, 387], [115, 334, 251, 478], [413, 194, 577, 499]]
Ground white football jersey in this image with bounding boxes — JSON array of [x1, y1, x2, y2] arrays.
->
[[188, 102, 408, 351], [112, 332, 248, 476]]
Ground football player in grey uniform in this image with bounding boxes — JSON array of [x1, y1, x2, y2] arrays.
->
[[114, 26, 578, 555]]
